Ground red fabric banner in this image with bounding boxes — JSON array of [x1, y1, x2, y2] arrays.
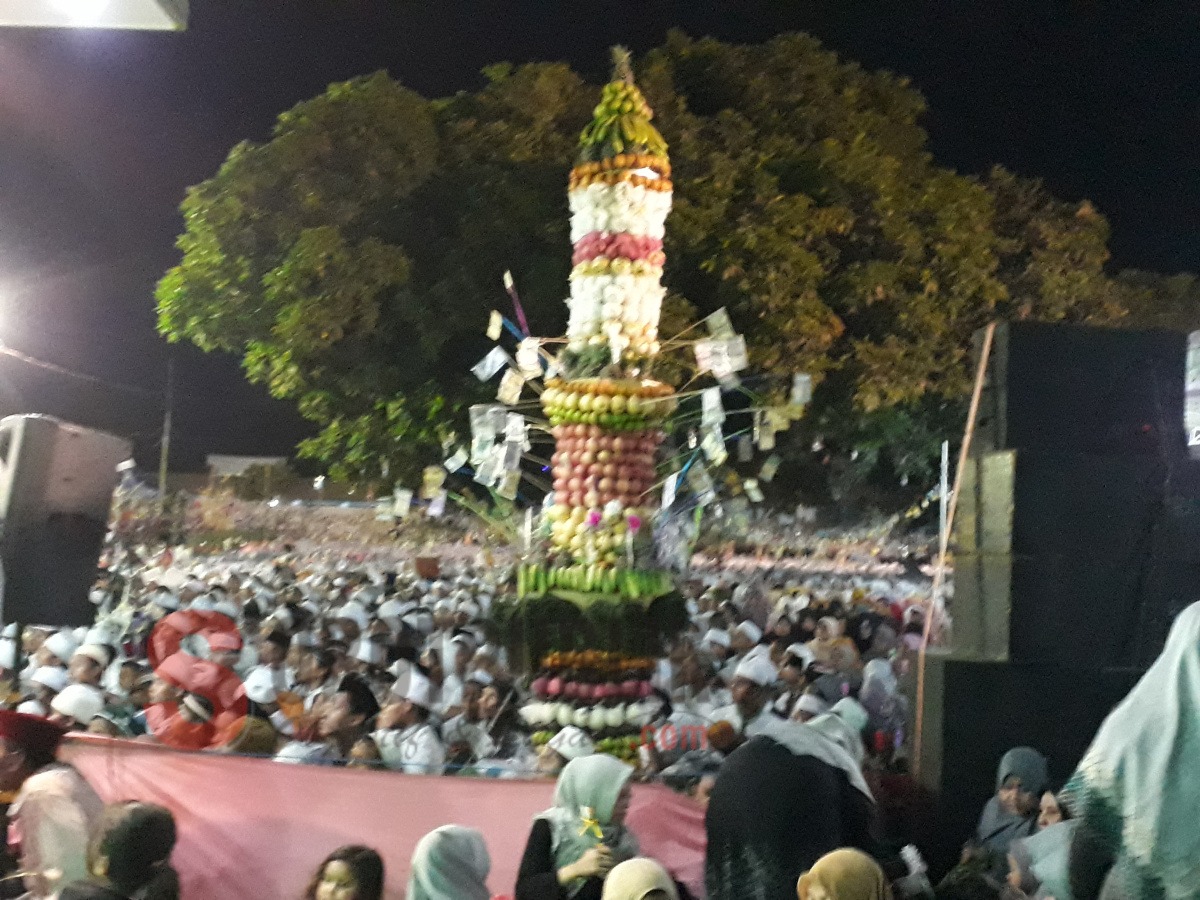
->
[[59, 737, 706, 899]]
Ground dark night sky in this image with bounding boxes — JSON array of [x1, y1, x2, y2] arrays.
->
[[0, 0, 1197, 471]]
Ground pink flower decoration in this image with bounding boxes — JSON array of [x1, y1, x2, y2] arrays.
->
[[586, 511, 602, 527], [627, 515, 642, 532]]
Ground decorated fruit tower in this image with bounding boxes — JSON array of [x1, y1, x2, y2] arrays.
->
[[510, 50, 687, 762]]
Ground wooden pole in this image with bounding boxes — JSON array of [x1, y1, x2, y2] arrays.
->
[[913, 321, 996, 780]]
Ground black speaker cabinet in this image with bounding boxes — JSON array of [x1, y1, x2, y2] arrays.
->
[[974, 322, 1187, 458], [953, 449, 1196, 669], [0, 415, 132, 627]]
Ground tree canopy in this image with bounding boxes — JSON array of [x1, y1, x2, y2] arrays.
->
[[157, 32, 1192, 495]]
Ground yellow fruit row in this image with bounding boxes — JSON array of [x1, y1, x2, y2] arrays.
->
[[568, 170, 673, 192], [545, 377, 675, 399], [572, 154, 671, 178]]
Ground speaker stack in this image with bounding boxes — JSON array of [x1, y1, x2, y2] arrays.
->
[[918, 321, 1200, 876], [955, 321, 1200, 670], [0, 415, 132, 628]]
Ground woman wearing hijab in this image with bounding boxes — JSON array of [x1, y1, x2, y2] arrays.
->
[[808, 698, 871, 767], [976, 747, 1048, 873], [859, 659, 908, 739], [1061, 600, 1200, 900], [797, 849, 892, 900], [806, 617, 843, 667], [706, 717, 897, 900], [516, 754, 639, 900], [407, 825, 490, 900], [602, 858, 680, 900], [1007, 820, 1077, 900]]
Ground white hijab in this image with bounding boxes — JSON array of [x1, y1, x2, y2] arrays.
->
[[1064, 600, 1200, 899], [746, 715, 873, 799]]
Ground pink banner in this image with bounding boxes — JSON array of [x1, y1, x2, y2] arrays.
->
[[59, 737, 706, 899]]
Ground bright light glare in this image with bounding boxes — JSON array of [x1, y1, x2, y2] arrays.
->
[[0, 0, 186, 30], [52, 0, 110, 22]]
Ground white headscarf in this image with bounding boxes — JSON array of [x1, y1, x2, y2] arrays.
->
[[407, 825, 490, 900], [1063, 600, 1200, 900], [601, 857, 680, 900], [806, 700, 868, 768], [745, 716, 872, 799]]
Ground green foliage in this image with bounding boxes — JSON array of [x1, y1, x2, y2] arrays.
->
[[158, 34, 1184, 494], [1116, 269, 1200, 333]]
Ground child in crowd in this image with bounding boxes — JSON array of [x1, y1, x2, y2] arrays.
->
[[60, 801, 179, 900], [305, 846, 384, 900]]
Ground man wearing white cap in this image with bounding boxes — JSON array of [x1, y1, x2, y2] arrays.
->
[[535, 724, 594, 776], [333, 602, 369, 644], [374, 670, 445, 776], [376, 598, 406, 632], [49, 685, 106, 732], [730, 621, 763, 658], [673, 653, 730, 722], [709, 654, 778, 734], [18, 668, 69, 718], [244, 667, 294, 738], [442, 672, 495, 765], [453, 600, 480, 629], [772, 643, 816, 719], [790, 692, 830, 723], [438, 633, 476, 718], [720, 620, 764, 684], [700, 629, 732, 664], [37, 631, 78, 670], [68, 644, 112, 689]]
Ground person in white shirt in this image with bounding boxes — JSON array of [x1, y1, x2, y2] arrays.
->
[[442, 673, 494, 765], [277, 673, 379, 765], [709, 653, 778, 734], [251, 629, 291, 694], [719, 621, 763, 684], [294, 648, 339, 713], [374, 670, 445, 775], [672, 653, 729, 722], [438, 634, 476, 718], [700, 628, 732, 666]]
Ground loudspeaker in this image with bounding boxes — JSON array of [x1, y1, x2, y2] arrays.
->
[[974, 322, 1187, 458], [954, 322, 1200, 670], [953, 448, 1195, 669], [0, 415, 132, 627]]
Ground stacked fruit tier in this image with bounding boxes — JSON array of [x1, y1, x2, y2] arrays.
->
[[511, 57, 679, 611], [525, 377, 674, 596], [567, 75, 672, 362], [520, 651, 656, 762]]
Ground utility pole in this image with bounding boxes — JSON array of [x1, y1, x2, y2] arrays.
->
[[159, 357, 174, 509], [939, 440, 950, 551]]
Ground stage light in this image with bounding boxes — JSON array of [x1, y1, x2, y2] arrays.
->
[[52, 0, 110, 24], [0, 0, 186, 30]]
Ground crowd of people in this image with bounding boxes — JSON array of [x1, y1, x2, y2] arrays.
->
[[1, 540, 931, 779], [0, 527, 1188, 900]]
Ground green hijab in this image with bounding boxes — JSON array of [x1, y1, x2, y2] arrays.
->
[[536, 755, 639, 897], [407, 825, 490, 900]]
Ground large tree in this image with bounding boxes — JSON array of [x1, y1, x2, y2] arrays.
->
[[157, 33, 1169, 494]]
